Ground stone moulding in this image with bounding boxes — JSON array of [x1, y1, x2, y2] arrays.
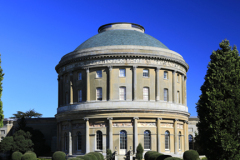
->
[[113, 122, 133, 127], [161, 123, 173, 128], [137, 122, 156, 127], [89, 123, 107, 128], [58, 58, 187, 75]]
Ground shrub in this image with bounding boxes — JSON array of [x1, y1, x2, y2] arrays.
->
[[90, 152, 104, 160], [25, 151, 36, 158], [165, 158, 183, 160], [144, 151, 158, 160], [183, 150, 200, 160], [136, 143, 144, 160], [12, 151, 23, 160], [52, 151, 66, 160], [106, 149, 112, 160], [21, 153, 37, 160], [156, 155, 172, 160], [149, 153, 164, 160], [85, 153, 97, 160], [79, 156, 91, 160], [201, 157, 207, 160]]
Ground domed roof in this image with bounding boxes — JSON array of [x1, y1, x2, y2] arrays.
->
[[74, 23, 169, 51]]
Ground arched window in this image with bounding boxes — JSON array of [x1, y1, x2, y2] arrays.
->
[[64, 132, 68, 151], [189, 134, 194, 150], [77, 132, 82, 151], [144, 130, 151, 149], [165, 131, 170, 150], [179, 131, 181, 150], [120, 130, 127, 149], [96, 131, 102, 150]]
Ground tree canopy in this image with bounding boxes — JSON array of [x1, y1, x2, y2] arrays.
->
[[196, 40, 240, 160], [10, 109, 42, 119]]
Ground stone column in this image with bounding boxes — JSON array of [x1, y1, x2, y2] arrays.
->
[[59, 122, 62, 151], [172, 71, 176, 103], [174, 119, 178, 154], [182, 74, 184, 105], [68, 120, 72, 155], [133, 66, 137, 101], [185, 77, 187, 106], [184, 121, 189, 151], [157, 118, 162, 152], [84, 118, 90, 153], [133, 117, 139, 154], [108, 66, 112, 101], [70, 72, 73, 104], [108, 117, 113, 150], [59, 76, 63, 106], [86, 68, 90, 102], [156, 67, 160, 101]]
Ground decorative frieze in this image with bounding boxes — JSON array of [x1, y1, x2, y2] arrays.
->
[[138, 122, 156, 127], [73, 123, 85, 129], [59, 59, 186, 73], [113, 123, 133, 127], [89, 123, 106, 128], [161, 123, 173, 128], [177, 124, 183, 129]]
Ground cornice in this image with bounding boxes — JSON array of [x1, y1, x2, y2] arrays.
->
[[55, 54, 189, 73]]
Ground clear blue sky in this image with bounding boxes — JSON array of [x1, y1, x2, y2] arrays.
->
[[1, 0, 240, 118]]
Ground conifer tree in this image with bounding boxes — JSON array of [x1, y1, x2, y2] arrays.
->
[[196, 40, 240, 160], [0, 55, 4, 127]]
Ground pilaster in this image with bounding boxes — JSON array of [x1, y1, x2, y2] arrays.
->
[[108, 66, 112, 101], [157, 118, 162, 152], [68, 120, 72, 155], [107, 117, 113, 151], [156, 67, 160, 101], [133, 117, 139, 154], [70, 72, 73, 104], [172, 71, 176, 103], [174, 119, 178, 154], [84, 118, 90, 153], [85, 68, 90, 102], [184, 121, 188, 151], [133, 66, 137, 101]]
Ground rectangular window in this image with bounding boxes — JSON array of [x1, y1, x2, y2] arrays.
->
[[143, 87, 149, 101], [1, 130, 5, 135], [164, 71, 168, 79], [78, 73, 82, 80], [78, 90, 82, 102], [143, 69, 149, 77], [96, 70, 102, 78], [119, 69, 126, 77], [164, 89, 168, 101], [119, 87, 126, 100], [96, 88, 102, 101]]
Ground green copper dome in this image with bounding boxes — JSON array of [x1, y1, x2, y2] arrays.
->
[[74, 23, 169, 51]]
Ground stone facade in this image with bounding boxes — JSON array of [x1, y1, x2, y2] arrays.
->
[[55, 23, 190, 159]]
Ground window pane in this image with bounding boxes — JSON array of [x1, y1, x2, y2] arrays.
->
[[144, 130, 151, 149], [96, 131, 102, 150], [164, 89, 168, 101], [119, 69, 126, 77], [96, 70, 102, 78], [189, 135, 193, 150], [143, 87, 149, 101], [165, 131, 170, 150], [164, 71, 168, 79], [119, 87, 126, 100], [77, 132, 82, 150], [143, 70, 149, 77], [96, 88, 102, 101], [78, 90, 82, 102], [78, 73, 82, 80], [120, 130, 127, 149]]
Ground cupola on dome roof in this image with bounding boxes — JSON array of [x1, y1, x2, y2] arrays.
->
[[74, 22, 169, 51]]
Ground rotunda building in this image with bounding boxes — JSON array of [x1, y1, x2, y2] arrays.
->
[[55, 23, 189, 158]]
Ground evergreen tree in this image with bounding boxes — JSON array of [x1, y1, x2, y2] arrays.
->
[[0, 55, 4, 127], [12, 130, 34, 153], [196, 40, 240, 160], [136, 143, 143, 160], [10, 109, 42, 119], [0, 136, 13, 152]]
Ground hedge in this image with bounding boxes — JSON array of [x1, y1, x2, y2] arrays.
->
[[144, 151, 158, 160], [165, 157, 183, 160], [52, 151, 66, 160], [149, 152, 164, 160], [183, 150, 199, 160], [21, 153, 37, 160], [156, 155, 172, 160], [12, 151, 23, 160]]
